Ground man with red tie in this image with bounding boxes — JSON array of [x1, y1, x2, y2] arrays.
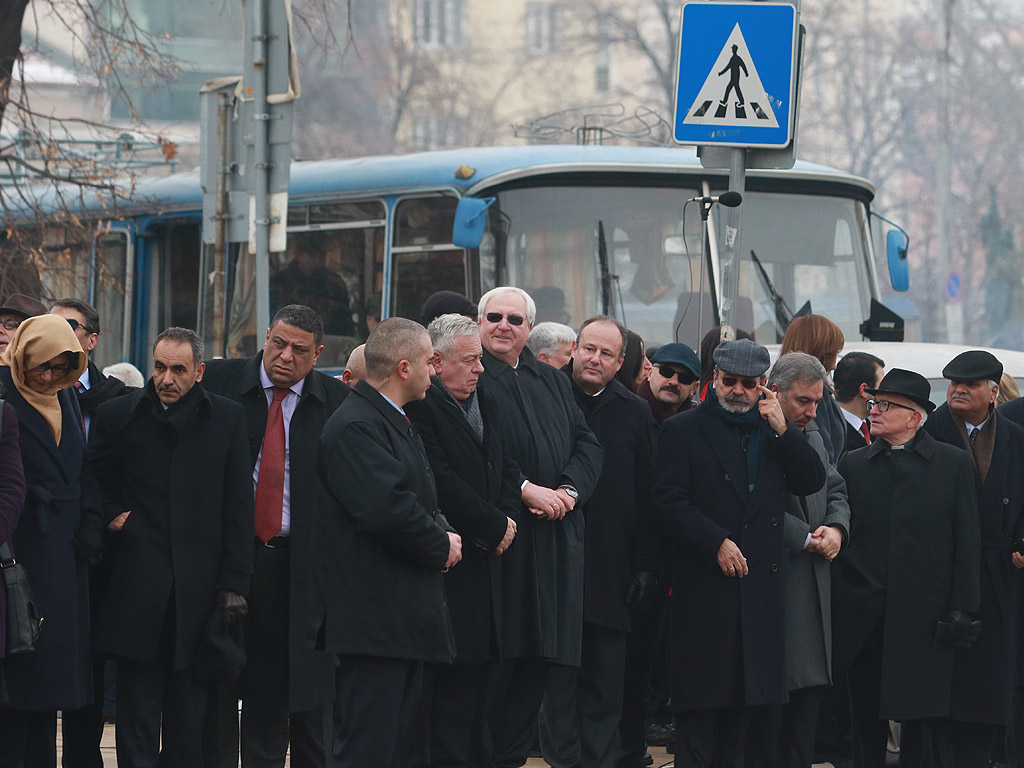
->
[[834, 352, 885, 452], [202, 304, 349, 768]]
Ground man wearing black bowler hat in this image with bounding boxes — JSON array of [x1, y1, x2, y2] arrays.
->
[[638, 342, 701, 425], [652, 338, 825, 767], [923, 351, 1024, 765], [832, 368, 981, 768]]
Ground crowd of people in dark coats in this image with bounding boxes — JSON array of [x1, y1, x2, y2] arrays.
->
[[0, 284, 1022, 768]]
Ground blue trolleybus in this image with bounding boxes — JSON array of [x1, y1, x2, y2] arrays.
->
[[4, 144, 909, 370]]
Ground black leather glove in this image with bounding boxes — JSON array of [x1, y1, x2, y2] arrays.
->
[[625, 571, 659, 617], [935, 610, 981, 648], [217, 589, 248, 630], [73, 519, 104, 566]]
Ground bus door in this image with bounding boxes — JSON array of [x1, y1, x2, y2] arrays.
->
[[389, 195, 472, 320], [213, 199, 386, 367]]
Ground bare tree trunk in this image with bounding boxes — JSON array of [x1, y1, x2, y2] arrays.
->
[[0, 0, 31, 130]]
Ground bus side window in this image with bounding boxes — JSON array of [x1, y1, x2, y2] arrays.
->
[[391, 196, 467, 321]]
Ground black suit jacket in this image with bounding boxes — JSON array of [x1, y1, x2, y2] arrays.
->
[[90, 383, 254, 670], [201, 353, 349, 710], [406, 382, 520, 664], [316, 380, 455, 662]]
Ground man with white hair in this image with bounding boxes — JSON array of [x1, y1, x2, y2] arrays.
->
[[476, 286, 603, 768], [405, 313, 519, 766], [528, 321, 577, 369], [833, 368, 981, 768]]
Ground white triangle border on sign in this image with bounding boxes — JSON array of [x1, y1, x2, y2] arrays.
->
[[682, 23, 779, 129]]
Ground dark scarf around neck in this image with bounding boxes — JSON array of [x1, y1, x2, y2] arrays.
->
[[706, 384, 770, 492]]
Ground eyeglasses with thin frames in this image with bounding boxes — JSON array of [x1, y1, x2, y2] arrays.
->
[[867, 399, 917, 414]]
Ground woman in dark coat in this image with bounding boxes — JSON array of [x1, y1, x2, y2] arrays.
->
[[0, 315, 102, 767], [0, 381, 28, 666]]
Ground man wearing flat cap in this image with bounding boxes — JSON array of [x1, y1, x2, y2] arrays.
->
[[832, 368, 981, 768], [922, 351, 1024, 764], [639, 342, 701, 424], [0, 292, 47, 355], [652, 338, 826, 766]]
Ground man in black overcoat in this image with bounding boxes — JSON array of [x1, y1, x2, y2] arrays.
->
[[405, 313, 519, 767], [201, 304, 349, 768], [922, 350, 1024, 765], [474, 287, 604, 768], [316, 317, 461, 768], [540, 316, 658, 768], [996, 394, 1024, 767], [832, 368, 981, 768], [651, 338, 825, 767], [89, 327, 254, 768]]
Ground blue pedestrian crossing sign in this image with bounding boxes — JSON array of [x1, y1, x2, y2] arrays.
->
[[673, 2, 799, 149]]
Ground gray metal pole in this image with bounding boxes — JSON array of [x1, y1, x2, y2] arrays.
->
[[717, 148, 747, 340], [252, 0, 271, 336]]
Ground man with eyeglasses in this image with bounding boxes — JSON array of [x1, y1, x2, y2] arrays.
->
[[920, 351, 1024, 766], [638, 343, 701, 424], [476, 286, 604, 768], [832, 368, 980, 768], [652, 338, 825, 767], [0, 292, 46, 354], [540, 315, 658, 768]]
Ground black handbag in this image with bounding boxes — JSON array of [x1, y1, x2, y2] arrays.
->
[[0, 398, 43, 654], [1, 540, 42, 654]]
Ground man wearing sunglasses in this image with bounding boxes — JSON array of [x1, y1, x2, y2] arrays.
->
[[476, 286, 604, 768], [638, 343, 701, 425], [0, 292, 46, 355], [832, 368, 980, 768], [652, 338, 825, 767], [50, 298, 132, 440]]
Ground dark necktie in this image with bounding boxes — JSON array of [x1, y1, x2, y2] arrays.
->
[[860, 421, 871, 445], [254, 387, 289, 543], [969, 427, 979, 450], [74, 381, 87, 433]]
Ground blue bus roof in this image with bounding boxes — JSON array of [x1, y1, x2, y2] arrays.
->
[[11, 144, 876, 221]]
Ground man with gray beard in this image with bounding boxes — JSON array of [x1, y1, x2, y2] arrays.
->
[[652, 339, 825, 767]]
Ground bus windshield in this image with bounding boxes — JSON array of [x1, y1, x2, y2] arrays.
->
[[485, 185, 874, 348]]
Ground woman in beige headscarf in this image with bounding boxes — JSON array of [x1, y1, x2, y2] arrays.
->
[[0, 314, 103, 766]]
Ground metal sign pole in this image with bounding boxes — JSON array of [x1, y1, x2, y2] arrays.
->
[[718, 148, 746, 340]]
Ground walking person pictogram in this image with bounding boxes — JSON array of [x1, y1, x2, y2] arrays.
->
[[718, 44, 748, 106]]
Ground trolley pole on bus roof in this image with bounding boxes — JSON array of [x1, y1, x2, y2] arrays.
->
[[672, 0, 803, 345]]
